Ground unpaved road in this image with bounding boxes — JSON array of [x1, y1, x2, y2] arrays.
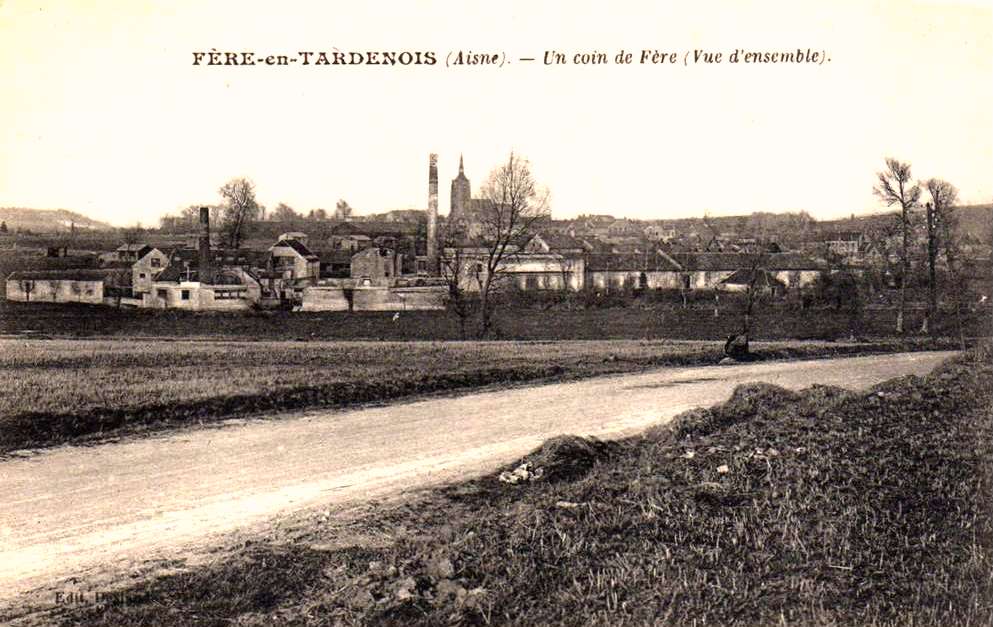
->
[[0, 351, 953, 601]]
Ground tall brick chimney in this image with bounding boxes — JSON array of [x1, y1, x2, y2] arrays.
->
[[427, 153, 439, 275], [198, 206, 212, 283]]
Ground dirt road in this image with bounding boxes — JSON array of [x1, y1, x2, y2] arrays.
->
[[0, 351, 953, 600]]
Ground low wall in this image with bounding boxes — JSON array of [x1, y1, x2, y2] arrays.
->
[[388, 286, 446, 311], [302, 285, 445, 311], [300, 286, 351, 311]]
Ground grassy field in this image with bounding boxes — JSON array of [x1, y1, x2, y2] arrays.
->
[[34, 344, 992, 626], [0, 337, 956, 454], [1, 298, 990, 341]]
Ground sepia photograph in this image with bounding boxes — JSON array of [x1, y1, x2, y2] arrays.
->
[[0, 0, 991, 624]]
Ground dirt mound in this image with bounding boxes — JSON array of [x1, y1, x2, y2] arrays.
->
[[727, 382, 801, 409], [504, 435, 619, 484], [794, 384, 854, 414], [669, 383, 801, 440]]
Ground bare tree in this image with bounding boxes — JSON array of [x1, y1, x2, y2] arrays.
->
[[474, 152, 551, 337], [934, 199, 968, 349], [738, 251, 772, 339], [921, 178, 958, 334], [438, 221, 477, 340], [218, 178, 261, 249], [873, 158, 921, 333]]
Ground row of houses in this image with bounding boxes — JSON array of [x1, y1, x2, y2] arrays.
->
[[6, 239, 828, 311], [448, 244, 825, 297]]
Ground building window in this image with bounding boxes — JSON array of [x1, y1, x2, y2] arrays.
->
[[157, 289, 167, 300], [151, 258, 161, 268], [139, 273, 146, 279], [181, 289, 191, 301]]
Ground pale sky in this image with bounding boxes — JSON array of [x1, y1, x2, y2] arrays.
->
[[1, 0, 990, 226]]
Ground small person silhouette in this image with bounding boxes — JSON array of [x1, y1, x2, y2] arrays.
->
[[392, 312, 400, 322]]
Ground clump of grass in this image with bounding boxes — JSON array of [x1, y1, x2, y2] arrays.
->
[[39, 343, 993, 626]]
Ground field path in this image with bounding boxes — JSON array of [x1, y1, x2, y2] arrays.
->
[[0, 351, 953, 601]]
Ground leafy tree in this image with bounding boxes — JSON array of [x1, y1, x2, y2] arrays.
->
[[271, 202, 300, 221], [335, 200, 353, 221], [0, 220, 7, 233]]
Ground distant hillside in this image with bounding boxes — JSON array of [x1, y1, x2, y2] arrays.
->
[[952, 204, 993, 242], [814, 204, 991, 241], [0, 208, 114, 233]]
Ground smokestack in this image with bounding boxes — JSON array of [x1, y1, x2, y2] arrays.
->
[[427, 154, 439, 275], [198, 206, 212, 283]]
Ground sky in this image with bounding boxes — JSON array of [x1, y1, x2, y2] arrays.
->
[[0, 0, 990, 227]]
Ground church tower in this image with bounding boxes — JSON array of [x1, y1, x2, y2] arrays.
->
[[450, 154, 471, 222]]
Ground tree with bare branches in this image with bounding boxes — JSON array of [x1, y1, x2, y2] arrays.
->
[[873, 158, 921, 333], [438, 220, 477, 340], [920, 178, 958, 334], [218, 178, 261, 249], [473, 153, 551, 337], [933, 195, 969, 349]]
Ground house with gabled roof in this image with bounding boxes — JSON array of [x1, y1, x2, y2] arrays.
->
[[115, 243, 154, 263], [269, 238, 320, 282], [524, 233, 586, 255], [131, 247, 170, 295]]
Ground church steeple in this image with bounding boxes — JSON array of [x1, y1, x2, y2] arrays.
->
[[450, 153, 471, 220]]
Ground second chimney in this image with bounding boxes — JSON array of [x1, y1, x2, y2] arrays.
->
[[198, 207, 212, 283], [427, 154, 439, 275]]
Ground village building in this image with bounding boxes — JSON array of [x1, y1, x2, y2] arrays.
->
[[115, 243, 155, 264], [350, 247, 402, 286], [328, 221, 418, 251], [524, 233, 586, 256], [6, 269, 110, 304], [718, 268, 788, 295], [131, 247, 170, 295], [668, 252, 825, 291], [584, 252, 684, 291], [145, 265, 262, 310], [317, 250, 353, 279], [269, 238, 320, 281], [604, 219, 641, 240], [442, 242, 586, 293], [644, 224, 677, 242], [800, 231, 869, 262]]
